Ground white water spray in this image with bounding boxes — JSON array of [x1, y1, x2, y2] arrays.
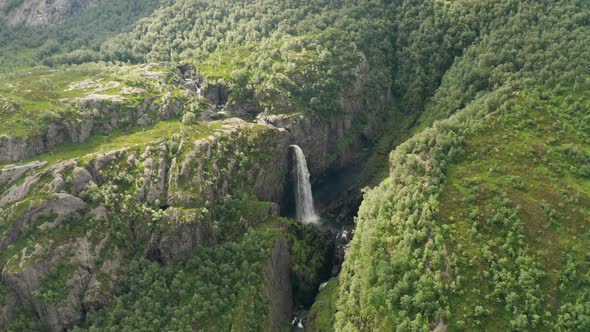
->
[[290, 145, 319, 224]]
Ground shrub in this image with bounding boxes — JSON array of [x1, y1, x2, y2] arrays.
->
[[182, 112, 197, 124]]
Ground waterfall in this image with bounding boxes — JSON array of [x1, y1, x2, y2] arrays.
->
[[290, 145, 319, 224]]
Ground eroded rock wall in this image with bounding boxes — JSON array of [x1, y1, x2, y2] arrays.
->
[[0, 52, 393, 330], [257, 56, 391, 179], [0, 119, 292, 330], [0, 0, 97, 27], [265, 230, 292, 331], [0, 95, 184, 163]]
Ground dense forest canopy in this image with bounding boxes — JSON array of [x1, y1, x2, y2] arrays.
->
[[335, 0, 590, 331], [0, 0, 588, 330]]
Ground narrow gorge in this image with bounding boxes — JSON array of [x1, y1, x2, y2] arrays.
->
[[1, 0, 588, 330], [0, 57, 394, 330]]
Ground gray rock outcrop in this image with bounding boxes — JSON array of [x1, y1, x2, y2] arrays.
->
[[0, 92, 186, 163], [0, 0, 97, 26], [265, 232, 293, 332], [0, 51, 392, 330], [0, 119, 294, 331], [0, 161, 47, 188]]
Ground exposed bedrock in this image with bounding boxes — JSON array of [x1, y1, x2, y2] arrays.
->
[[0, 54, 392, 331], [0, 96, 184, 163], [0, 0, 98, 27], [266, 232, 293, 332], [0, 119, 292, 330]]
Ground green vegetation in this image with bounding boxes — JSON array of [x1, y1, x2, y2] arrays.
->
[[0, 0, 161, 72], [4, 120, 219, 167], [0, 0, 589, 330], [0, 63, 195, 140], [307, 278, 339, 332], [33, 263, 76, 303], [4, 0, 397, 120], [4, 301, 47, 332], [287, 221, 333, 307], [0, 65, 104, 138], [77, 222, 281, 331], [336, 0, 590, 329], [337, 112, 466, 330], [198, 34, 359, 117], [439, 87, 590, 331], [211, 194, 277, 241], [0, 106, 298, 329]]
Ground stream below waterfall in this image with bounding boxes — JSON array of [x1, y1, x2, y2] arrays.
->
[[288, 214, 350, 331]]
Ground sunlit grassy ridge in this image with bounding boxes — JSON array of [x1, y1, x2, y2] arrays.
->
[[0, 66, 103, 137], [0, 63, 173, 139], [36, 120, 220, 166]]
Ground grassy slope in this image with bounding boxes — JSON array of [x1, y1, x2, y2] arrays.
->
[[0, 63, 175, 139], [1, 120, 220, 167], [440, 87, 590, 330], [334, 84, 590, 330], [307, 278, 339, 332], [0, 66, 103, 137]]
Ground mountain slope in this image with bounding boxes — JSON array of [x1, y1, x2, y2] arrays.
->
[[0, 0, 588, 331], [335, 0, 590, 330], [0, 0, 97, 27]]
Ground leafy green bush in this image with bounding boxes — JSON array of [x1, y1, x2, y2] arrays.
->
[[287, 221, 333, 307], [181, 111, 196, 124]]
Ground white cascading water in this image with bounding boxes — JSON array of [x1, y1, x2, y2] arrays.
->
[[290, 145, 319, 224]]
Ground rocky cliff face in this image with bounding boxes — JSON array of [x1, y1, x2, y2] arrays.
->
[[0, 101, 383, 329], [0, 118, 292, 330], [0, 0, 97, 26], [0, 66, 247, 163], [257, 56, 390, 180], [0, 89, 186, 163], [265, 230, 292, 331], [0, 53, 392, 330]]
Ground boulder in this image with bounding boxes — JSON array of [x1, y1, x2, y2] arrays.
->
[[72, 167, 94, 195], [0, 175, 41, 207]]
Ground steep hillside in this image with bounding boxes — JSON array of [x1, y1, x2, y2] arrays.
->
[[0, 1, 395, 330], [336, 0, 590, 330], [0, 0, 161, 72], [0, 0, 588, 331], [440, 87, 589, 331], [0, 0, 97, 26]]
